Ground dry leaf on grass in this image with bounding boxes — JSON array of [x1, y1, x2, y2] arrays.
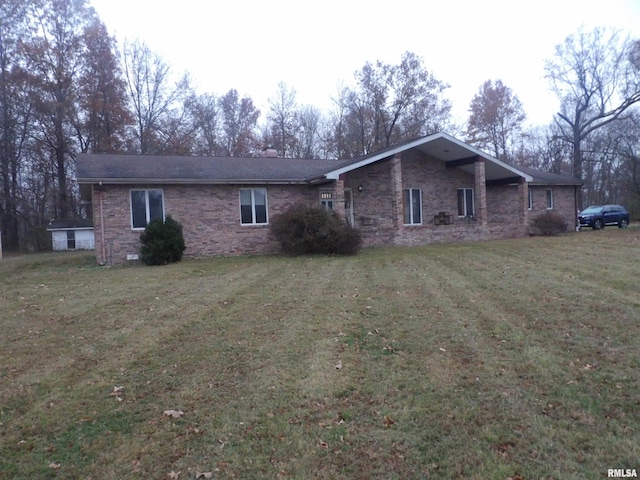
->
[[167, 470, 180, 479], [382, 415, 395, 427], [109, 386, 124, 401], [48, 462, 61, 469], [196, 473, 213, 479], [163, 409, 185, 419]]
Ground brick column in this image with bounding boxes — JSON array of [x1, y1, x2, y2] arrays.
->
[[334, 176, 345, 219], [391, 154, 403, 228], [519, 177, 529, 227], [474, 158, 487, 225]]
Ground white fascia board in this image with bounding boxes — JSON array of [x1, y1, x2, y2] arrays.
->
[[324, 132, 533, 182], [324, 135, 444, 180]]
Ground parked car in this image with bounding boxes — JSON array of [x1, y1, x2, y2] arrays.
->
[[578, 205, 630, 230]]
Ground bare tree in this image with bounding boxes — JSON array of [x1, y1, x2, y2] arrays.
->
[[519, 125, 572, 175], [338, 51, 451, 156], [0, 0, 30, 250], [291, 105, 322, 159], [190, 92, 222, 156], [218, 89, 260, 156], [74, 18, 130, 153], [122, 39, 192, 154], [267, 82, 298, 157], [21, 0, 98, 218], [618, 112, 640, 216], [545, 27, 640, 196], [465, 79, 526, 161]]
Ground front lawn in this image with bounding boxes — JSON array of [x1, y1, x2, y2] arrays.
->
[[1, 229, 639, 479]]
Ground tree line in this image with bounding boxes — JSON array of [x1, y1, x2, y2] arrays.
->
[[1, 0, 639, 252]]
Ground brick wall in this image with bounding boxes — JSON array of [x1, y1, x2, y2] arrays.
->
[[93, 183, 318, 265], [342, 150, 529, 247], [527, 185, 578, 231], [91, 155, 579, 264]]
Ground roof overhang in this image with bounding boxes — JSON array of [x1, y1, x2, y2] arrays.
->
[[47, 227, 94, 232], [77, 178, 316, 185], [324, 132, 533, 183]]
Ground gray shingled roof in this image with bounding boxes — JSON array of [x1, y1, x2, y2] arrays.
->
[[47, 218, 94, 230], [76, 134, 582, 187], [516, 165, 582, 186], [76, 154, 351, 185]]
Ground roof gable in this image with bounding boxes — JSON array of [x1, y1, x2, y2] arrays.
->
[[325, 133, 533, 183]]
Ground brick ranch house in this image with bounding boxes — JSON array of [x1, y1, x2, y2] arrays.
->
[[76, 132, 582, 265]]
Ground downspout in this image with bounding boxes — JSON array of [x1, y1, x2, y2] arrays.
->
[[574, 185, 580, 231], [99, 184, 106, 265]]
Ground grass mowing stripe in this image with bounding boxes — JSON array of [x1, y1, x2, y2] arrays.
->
[[1, 231, 639, 479]]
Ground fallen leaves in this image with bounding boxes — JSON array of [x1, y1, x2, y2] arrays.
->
[[164, 409, 185, 419], [109, 385, 124, 401], [382, 415, 395, 428]]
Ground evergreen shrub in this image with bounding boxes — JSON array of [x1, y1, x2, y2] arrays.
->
[[139, 215, 186, 265]]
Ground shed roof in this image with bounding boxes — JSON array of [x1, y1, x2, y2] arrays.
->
[[47, 218, 94, 231]]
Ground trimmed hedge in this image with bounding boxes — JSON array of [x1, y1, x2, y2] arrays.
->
[[139, 215, 186, 265], [270, 204, 362, 255]]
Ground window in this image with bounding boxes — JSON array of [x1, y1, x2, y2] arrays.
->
[[240, 188, 268, 225], [320, 190, 334, 210], [403, 188, 422, 225], [546, 189, 554, 209], [528, 189, 533, 210], [131, 189, 164, 229], [457, 188, 475, 217], [66, 231, 76, 250]]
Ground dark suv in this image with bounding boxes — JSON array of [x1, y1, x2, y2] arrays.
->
[[578, 205, 630, 230]]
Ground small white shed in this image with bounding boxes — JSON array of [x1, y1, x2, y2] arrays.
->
[[47, 219, 95, 251]]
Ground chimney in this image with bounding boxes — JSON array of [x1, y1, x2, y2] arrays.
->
[[262, 147, 279, 158]]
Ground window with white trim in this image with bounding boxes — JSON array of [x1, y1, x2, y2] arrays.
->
[[66, 231, 76, 250], [457, 188, 475, 217], [528, 188, 533, 210], [131, 189, 164, 229], [240, 188, 268, 225], [403, 188, 422, 225], [546, 189, 554, 209]]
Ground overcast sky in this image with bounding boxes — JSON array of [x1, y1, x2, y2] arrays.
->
[[89, 0, 640, 129]]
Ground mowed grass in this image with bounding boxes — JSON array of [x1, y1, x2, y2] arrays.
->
[[1, 229, 639, 479]]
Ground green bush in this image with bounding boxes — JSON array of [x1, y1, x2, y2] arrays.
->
[[270, 203, 362, 255], [139, 215, 186, 265], [529, 212, 568, 236]]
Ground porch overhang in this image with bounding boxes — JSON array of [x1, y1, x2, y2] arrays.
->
[[324, 132, 532, 183]]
